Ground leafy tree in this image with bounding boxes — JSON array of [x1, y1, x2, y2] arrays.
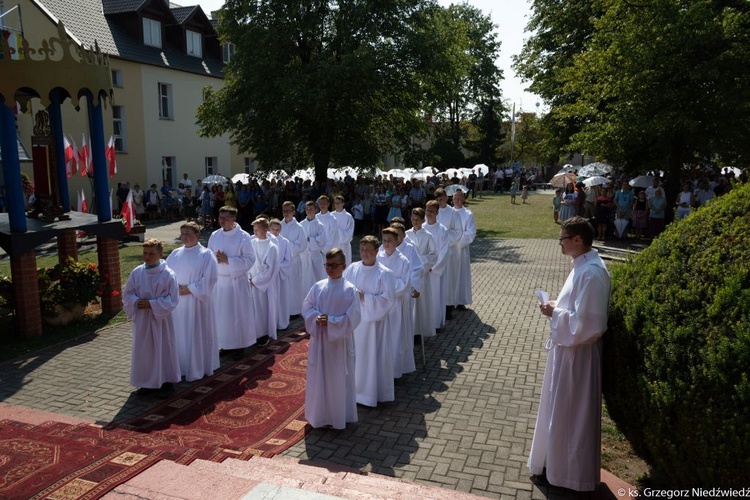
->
[[197, 0, 432, 181]]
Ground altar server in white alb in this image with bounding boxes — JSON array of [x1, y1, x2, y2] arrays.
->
[[315, 195, 340, 263], [424, 200, 450, 329], [435, 188, 462, 318], [332, 195, 355, 265], [249, 217, 279, 345], [406, 208, 437, 337], [377, 227, 415, 378], [528, 216, 611, 492], [269, 218, 292, 330], [208, 206, 256, 358], [451, 189, 476, 309], [343, 235, 396, 407], [166, 222, 219, 381], [302, 200, 327, 282], [123, 238, 181, 398], [303, 248, 361, 429], [280, 201, 308, 316]]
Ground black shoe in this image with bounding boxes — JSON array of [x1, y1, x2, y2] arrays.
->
[[233, 348, 246, 360], [256, 336, 270, 347], [456, 305, 467, 311], [414, 335, 422, 343], [158, 383, 175, 399], [445, 306, 453, 321], [136, 387, 157, 396]]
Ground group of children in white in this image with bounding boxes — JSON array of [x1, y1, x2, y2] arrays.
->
[[122, 188, 476, 430]]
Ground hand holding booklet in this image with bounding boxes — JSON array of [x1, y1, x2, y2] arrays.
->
[[536, 289, 549, 305]]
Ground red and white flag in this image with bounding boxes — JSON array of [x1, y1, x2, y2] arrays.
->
[[120, 188, 135, 233], [63, 135, 77, 178], [78, 133, 91, 177], [77, 188, 88, 213], [106, 136, 117, 178]]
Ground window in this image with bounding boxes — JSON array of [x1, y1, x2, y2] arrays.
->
[[162, 156, 175, 185], [143, 18, 161, 48], [112, 105, 126, 152], [205, 157, 217, 176], [158, 83, 173, 119], [186, 30, 202, 57], [222, 42, 235, 64], [111, 69, 123, 87], [244, 157, 255, 174]]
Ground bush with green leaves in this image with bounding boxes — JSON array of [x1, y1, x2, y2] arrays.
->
[[604, 181, 750, 487]]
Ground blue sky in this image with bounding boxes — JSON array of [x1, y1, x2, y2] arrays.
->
[[195, 0, 540, 114]]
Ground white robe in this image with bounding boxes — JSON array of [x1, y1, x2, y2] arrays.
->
[[437, 205, 463, 306], [272, 233, 293, 330], [303, 277, 362, 429], [166, 244, 219, 381], [424, 220, 450, 328], [454, 206, 476, 305], [281, 217, 308, 315], [376, 249, 415, 378], [528, 249, 611, 491], [406, 227, 437, 337], [208, 224, 256, 349], [316, 211, 340, 255], [333, 209, 355, 265], [302, 216, 327, 283], [342, 262, 395, 407], [249, 237, 279, 340], [123, 260, 181, 389]]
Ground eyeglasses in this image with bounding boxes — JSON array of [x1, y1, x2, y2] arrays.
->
[[324, 263, 344, 269], [558, 235, 574, 242]]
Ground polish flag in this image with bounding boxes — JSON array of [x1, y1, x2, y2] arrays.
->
[[120, 188, 135, 233], [64, 135, 77, 178], [106, 136, 117, 178], [78, 134, 91, 177], [77, 188, 88, 213]]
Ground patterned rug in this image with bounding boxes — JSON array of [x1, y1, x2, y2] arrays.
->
[[0, 329, 311, 499]]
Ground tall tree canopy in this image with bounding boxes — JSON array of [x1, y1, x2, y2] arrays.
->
[[197, 0, 506, 180], [198, 0, 433, 180], [515, 0, 750, 177]]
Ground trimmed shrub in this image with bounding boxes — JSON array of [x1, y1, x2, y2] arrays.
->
[[604, 182, 750, 487]]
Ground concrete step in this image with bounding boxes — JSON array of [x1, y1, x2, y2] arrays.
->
[[104, 459, 260, 500], [189, 456, 486, 500]]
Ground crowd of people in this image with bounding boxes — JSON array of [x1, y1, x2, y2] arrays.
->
[[550, 168, 746, 241], [121, 188, 476, 430]]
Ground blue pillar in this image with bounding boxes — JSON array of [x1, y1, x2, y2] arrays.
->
[[0, 96, 28, 233], [48, 89, 71, 212], [86, 92, 110, 222]]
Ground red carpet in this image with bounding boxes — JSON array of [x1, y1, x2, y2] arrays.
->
[[0, 329, 311, 499]]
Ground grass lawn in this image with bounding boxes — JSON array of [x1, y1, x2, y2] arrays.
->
[[469, 190, 560, 239]]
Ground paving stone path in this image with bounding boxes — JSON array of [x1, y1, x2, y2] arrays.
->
[[0, 235, 571, 499]]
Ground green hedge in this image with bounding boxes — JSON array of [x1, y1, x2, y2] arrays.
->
[[604, 182, 750, 487]]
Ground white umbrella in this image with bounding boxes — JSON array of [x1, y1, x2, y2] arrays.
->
[[473, 164, 490, 176], [578, 162, 612, 177], [444, 184, 468, 196], [614, 217, 629, 238], [410, 173, 431, 182], [561, 164, 577, 174], [721, 166, 741, 177], [444, 168, 461, 178], [231, 173, 250, 185], [420, 166, 437, 174], [629, 175, 656, 188], [202, 174, 229, 185], [551, 172, 577, 188], [583, 176, 610, 187]]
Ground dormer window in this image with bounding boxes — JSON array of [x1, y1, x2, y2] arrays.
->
[[222, 42, 235, 63], [143, 18, 162, 48], [186, 30, 202, 58]]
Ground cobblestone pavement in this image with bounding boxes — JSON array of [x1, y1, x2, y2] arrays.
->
[[0, 236, 572, 499]]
